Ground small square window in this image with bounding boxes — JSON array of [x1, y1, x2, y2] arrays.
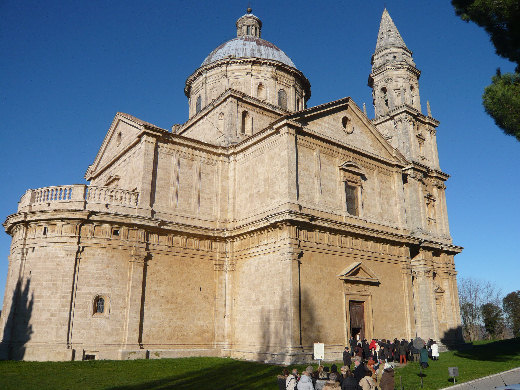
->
[[93, 295, 107, 315]]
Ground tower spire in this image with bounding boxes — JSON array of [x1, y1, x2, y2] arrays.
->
[[375, 9, 408, 53]]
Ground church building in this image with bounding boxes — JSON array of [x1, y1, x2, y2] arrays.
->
[[0, 9, 462, 362]]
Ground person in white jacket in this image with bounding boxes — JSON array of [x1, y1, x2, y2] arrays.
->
[[297, 371, 315, 390], [286, 369, 299, 390], [431, 341, 439, 360]]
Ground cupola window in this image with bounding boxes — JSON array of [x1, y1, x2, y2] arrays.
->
[[196, 95, 202, 114], [257, 83, 266, 100], [278, 89, 287, 110]]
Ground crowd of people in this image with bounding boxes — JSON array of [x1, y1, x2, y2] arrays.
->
[[276, 337, 440, 390]]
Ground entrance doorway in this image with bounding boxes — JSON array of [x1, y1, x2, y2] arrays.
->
[[349, 301, 365, 341]]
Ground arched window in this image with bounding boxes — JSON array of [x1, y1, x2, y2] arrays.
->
[[196, 95, 202, 114], [381, 87, 389, 108], [93, 296, 105, 314], [339, 161, 366, 217], [278, 89, 287, 110]]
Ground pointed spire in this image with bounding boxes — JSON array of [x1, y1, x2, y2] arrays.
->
[[375, 9, 408, 53], [363, 103, 367, 116], [427, 100, 432, 117]]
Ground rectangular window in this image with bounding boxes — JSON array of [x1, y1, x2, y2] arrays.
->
[[345, 183, 359, 216]]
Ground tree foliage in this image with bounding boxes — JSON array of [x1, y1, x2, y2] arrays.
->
[[483, 72, 520, 141], [452, 0, 520, 68], [481, 302, 504, 339], [458, 277, 502, 341], [452, 0, 520, 141], [503, 290, 520, 337]]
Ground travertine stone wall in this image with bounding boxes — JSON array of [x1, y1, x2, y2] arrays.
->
[[186, 61, 308, 118]]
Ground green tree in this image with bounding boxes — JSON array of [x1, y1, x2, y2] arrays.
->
[[481, 302, 504, 339], [452, 0, 520, 141], [483, 71, 520, 141], [503, 290, 520, 337]]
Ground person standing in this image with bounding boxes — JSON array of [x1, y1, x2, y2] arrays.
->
[[379, 363, 395, 390], [359, 368, 376, 390], [353, 357, 366, 384], [343, 346, 352, 368], [341, 368, 361, 390], [278, 368, 289, 390], [297, 371, 315, 390], [287, 368, 299, 390], [398, 339, 407, 365], [362, 339, 370, 360], [420, 346, 429, 369], [349, 337, 357, 357], [431, 341, 439, 361]]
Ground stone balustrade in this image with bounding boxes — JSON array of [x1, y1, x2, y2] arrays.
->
[[17, 184, 140, 214], [86, 186, 139, 207]]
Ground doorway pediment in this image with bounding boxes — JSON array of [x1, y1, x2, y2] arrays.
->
[[338, 261, 380, 284]]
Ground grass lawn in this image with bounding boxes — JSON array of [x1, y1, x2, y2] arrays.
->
[[0, 339, 518, 390], [395, 338, 520, 389]]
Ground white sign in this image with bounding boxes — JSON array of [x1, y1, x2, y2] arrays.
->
[[314, 342, 324, 360]]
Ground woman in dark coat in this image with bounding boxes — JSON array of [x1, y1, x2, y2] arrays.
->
[[340, 368, 359, 390], [277, 368, 289, 390], [398, 340, 408, 365], [420, 346, 429, 368], [343, 347, 352, 367], [380, 363, 395, 390]]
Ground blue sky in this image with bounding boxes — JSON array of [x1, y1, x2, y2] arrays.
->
[[0, 0, 518, 307]]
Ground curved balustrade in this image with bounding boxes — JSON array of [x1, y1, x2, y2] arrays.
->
[[17, 184, 140, 213], [34, 186, 74, 203]]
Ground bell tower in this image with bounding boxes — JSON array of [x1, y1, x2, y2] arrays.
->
[[369, 9, 452, 244], [369, 9, 440, 171]]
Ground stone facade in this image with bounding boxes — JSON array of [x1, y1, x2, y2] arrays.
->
[[0, 8, 462, 362]]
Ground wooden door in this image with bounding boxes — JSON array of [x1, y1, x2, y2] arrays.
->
[[349, 301, 365, 340]]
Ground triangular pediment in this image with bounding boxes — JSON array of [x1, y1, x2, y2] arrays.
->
[[434, 285, 445, 294], [288, 98, 407, 165], [338, 261, 380, 284], [339, 161, 366, 177], [85, 112, 166, 180]]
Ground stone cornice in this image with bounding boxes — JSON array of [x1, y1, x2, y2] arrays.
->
[[184, 57, 311, 99], [177, 88, 286, 136], [4, 203, 461, 254], [372, 104, 440, 127], [370, 62, 421, 80]]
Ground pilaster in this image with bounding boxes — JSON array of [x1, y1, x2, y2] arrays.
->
[[122, 250, 149, 350], [411, 250, 438, 340]]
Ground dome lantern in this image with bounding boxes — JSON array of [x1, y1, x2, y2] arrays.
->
[[236, 8, 262, 38]]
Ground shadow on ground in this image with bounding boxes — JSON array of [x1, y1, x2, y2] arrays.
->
[[452, 338, 520, 362], [106, 359, 285, 390]]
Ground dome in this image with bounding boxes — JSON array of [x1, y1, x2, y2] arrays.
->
[[201, 36, 296, 68], [200, 10, 297, 69]]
